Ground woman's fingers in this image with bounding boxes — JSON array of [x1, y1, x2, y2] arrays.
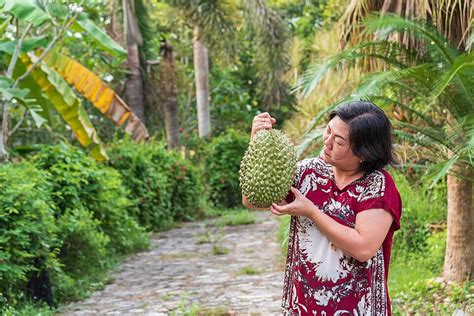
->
[[270, 205, 285, 216], [272, 203, 291, 214]]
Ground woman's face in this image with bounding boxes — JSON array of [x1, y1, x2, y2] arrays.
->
[[322, 116, 361, 170]]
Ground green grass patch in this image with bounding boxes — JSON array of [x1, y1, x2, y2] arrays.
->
[[195, 230, 223, 244], [215, 209, 256, 227], [236, 266, 261, 276], [212, 245, 230, 255]]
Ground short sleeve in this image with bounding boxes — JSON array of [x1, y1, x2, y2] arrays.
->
[[355, 170, 402, 231]]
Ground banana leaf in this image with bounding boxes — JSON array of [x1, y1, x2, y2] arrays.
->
[[0, 0, 50, 26], [72, 12, 127, 59], [42, 50, 149, 141], [16, 52, 107, 161]]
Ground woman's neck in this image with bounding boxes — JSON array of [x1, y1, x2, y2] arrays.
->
[[332, 166, 364, 189]]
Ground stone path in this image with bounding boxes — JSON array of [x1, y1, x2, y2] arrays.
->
[[59, 212, 285, 315]]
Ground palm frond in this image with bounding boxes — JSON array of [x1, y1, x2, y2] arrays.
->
[[362, 13, 460, 64], [167, 0, 237, 58], [431, 53, 474, 118], [294, 40, 415, 97], [242, 0, 290, 110], [395, 120, 450, 150]]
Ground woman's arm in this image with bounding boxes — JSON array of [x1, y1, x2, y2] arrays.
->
[[307, 207, 393, 262], [271, 187, 393, 262]]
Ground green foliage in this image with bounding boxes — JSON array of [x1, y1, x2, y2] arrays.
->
[[204, 129, 249, 208], [107, 137, 204, 230], [391, 171, 446, 255], [0, 162, 59, 309], [32, 143, 149, 254]]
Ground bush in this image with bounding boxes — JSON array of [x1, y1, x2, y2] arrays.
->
[[167, 152, 204, 221], [390, 171, 446, 255], [0, 162, 59, 310], [204, 129, 249, 208], [107, 138, 204, 229], [32, 144, 149, 254]]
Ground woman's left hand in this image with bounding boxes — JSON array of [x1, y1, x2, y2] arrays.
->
[[270, 187, 317, 218]]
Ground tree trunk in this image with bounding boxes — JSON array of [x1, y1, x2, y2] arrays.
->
[[125, 43, 145, 123], [193, 26, 211, 139], [123, 0, 145, 124], [159, 41, 179, 149], [443, 165, 474, 282], [107, 0, 123, 45], [0, 102, 9, 162]]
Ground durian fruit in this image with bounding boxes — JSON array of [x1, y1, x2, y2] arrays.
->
[[239, 129, 297, 208]]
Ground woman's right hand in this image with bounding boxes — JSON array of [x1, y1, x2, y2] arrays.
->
[[251, 112, 276, 138]]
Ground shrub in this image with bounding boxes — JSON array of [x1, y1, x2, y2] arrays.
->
[[107, 139, 174, 230], [108, 138, 204, 229], [390, 171, 446, 255], [0, 162, 59, 309], [204, 129, 249, 208], [166, 152, 204, 222], [32, 144, 149, 254]]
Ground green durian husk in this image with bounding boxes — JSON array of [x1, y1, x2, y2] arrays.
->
[[239, 129, 297, 208]]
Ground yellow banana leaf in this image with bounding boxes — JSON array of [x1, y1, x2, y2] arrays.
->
[[19, 52, 108, 161], [42, 50, 149, 141]]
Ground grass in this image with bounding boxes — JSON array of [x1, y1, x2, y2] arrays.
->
[[195, 230, 223, 244], [236, 266, 261, 276], [215, 209, 256, 227], [212, 245, 230, 255]]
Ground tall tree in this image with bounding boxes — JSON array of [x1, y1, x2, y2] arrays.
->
[[339, 0, 473, 283], [243, 0, 290, 112], [193, 26, 210, 138], [158, 40, 179, 148], [166, 0, 236, 139], [123, 0, 145, 123]]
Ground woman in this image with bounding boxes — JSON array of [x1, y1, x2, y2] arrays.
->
[[243, 101, 402, 315]]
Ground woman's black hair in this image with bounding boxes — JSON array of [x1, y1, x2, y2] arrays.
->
[[329, 101, 397, 174]]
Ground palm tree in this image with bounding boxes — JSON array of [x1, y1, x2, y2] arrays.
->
[[123, 0, 146, 124], [158, 40, 179, 149], [339, 0, 473, 284], [167, 0, 236, 139], [242, 0, 290, 112], [296, 14, 473, 282]]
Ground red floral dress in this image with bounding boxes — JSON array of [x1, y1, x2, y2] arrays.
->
[[282, 157, 402, 315]]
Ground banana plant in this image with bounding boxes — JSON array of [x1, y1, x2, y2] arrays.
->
[[0, 0, 149, 161]]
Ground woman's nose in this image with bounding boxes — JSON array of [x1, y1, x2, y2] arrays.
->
[[324, 136, 333, 149]]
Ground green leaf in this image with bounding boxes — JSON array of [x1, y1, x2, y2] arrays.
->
[[15, 52, 107, 161], [11, 58, 54, 124], [0, 36, 49, 54], [0, 0, 50, 26], [72, 12, 127, 59]]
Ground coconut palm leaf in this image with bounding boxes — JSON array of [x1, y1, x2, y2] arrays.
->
[[166, 0, 236, 57], [362, 13, 460, 64], [431, 53, 474, 113], [295, 40, 416, 97]]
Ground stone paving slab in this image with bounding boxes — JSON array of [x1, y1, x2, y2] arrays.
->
[[58, 211, 285, 315]]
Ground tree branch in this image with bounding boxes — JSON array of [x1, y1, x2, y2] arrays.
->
[[8, 109, 29, 136]]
